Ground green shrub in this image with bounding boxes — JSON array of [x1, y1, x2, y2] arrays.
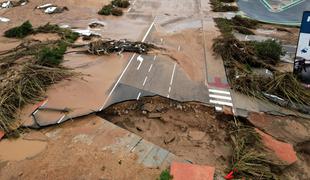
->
[[36, 23, 61, 33], [98, 4, 113, 15], [111, 8, 123, 16], [233, 26, 255, 35], [4, 21, 34, 38], [36, 42, 67, 67], [112, 0, 130, 8], [254, 39, 283, 64], [35, 23, 79, 43], [158, 169, 173, 180]]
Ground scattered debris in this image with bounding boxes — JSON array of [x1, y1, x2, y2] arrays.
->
[[87, 39, 158, 55], [89, 21, 106, 28], [0, 0, 27, 9], [36, 3, 68, 14], [0, 16, 10, 22], [0, 22, 78, 134]]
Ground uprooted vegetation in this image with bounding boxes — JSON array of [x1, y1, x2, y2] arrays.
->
[[210, 0, 238, 12], [98, 0, 130, 16], [214, 16, 259, 35], [229, 120, 278, 179], [0, 22, 79, 134], [213, 17, 310, 113]]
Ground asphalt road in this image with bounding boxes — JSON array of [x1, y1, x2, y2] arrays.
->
[[101, 0, 234, 110], [238, 0, 310, 24]]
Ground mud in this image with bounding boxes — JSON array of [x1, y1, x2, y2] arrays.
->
[[0, 139, 47, 161], [0, 115, 161, 180], [99, 96, 232, 171]]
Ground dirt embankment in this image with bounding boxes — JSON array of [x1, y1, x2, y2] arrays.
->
[[99, 96, 233, 171]]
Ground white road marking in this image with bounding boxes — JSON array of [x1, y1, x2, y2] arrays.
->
[[127, 0, 137, 12], [137, 92, 141, 100], [127, 7, 132, 12], [209, 94, 232, 100], [170, 63, 177, 86], [167, 94, 170, 98], [99, 18, 155, 111], [142, 21, 155, 42], [153, 55, 157, 61], [99, 54, 136, 111], [208, 89, 230, 95], [177, 45, 181, 51], [210, 99, 233, 107], [136, 55, 144, 70], [148, 64, 153, 72], [168, 86, 171, 93], [57, 115, 66, 124], [215, 106, 223, 111], [142, 76, 148, 86]]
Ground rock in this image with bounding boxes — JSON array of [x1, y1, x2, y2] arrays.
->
[[148, 112, 162, 119], [255, 128, 297, 165], [142, 110, 147, 115], [164, 135, 175, 144], [155, 103, 165, 112], [176, 104, 183, 110], [188, 130, 206, 141], [89, 21, 105, 28], [142, 103, 156, 112]]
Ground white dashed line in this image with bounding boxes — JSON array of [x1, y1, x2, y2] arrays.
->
[[142, 21, 155, 42], [209, 94, 232, 100], [148, 64, 153, 72], [142, 76, 148, 86], [153, 55, 157, 61], [137, 92, 141, 100], [177, 45, 181, 51], [208, 89, 230, 95], [170, 63, 177, 86], [210, 100, 233, 107], [57, 115, 66, 124], [99, 54, 136, 111], [168, 86, 171, 93]]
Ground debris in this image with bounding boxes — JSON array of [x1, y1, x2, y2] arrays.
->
[[36, 3, 68, 14], [296, 140, 310, 155], [255, 128, 297, 165], [0, 16, 10, 22], [72, 29, 101, 37], [0, 0, 27, 8], [141, 103, 156, 112], [147, 112, 162, 119], [170, 162, 215, 180], [89, 21, 106, 28], [164, 135, 175, 144], [0, 130, 4, 140], [87, 39, 158, 55]]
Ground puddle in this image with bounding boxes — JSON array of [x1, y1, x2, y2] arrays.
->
[[0, 139, 47, 161]]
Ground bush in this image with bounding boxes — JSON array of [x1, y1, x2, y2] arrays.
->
[[254, 39, 283, 64], [159, 169, 173, 180], [233, 26, 255, 35], [232, 15, 258, 29], [4, 21, 34, 38], [36, 42, 67, 67], [214, 18, 233, 34], [112, 0, 130, 8], [111, 8, 123, 16], [98, 4, 113, 15], [210, 0, 238, 12]]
